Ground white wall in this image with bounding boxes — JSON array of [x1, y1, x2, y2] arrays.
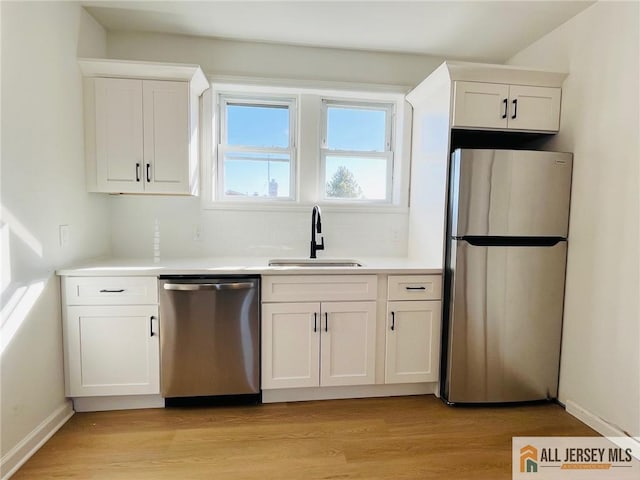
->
[[107, 32, 443, 87], [0, 1, 110, 471], [509, 1, 640, 437], [105, 32, 444, 259]]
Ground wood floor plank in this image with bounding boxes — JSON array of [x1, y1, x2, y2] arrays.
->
[[12, 395, 597, 479]]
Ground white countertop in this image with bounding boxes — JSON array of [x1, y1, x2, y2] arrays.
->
[[56, 256, 442, 276]]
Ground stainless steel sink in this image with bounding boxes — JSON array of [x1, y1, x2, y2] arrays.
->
[[268, 258, 362, 267]]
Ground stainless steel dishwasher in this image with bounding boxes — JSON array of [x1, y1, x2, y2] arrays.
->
[[158, 276, 260, 401]]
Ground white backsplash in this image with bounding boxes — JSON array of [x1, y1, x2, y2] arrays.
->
[[108, 195, 409, 259]]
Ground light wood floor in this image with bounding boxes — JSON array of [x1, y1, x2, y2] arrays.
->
[[14, 396, 596, 479]]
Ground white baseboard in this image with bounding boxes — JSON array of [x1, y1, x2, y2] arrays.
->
[[262, 382, 437, 403], [0, 401, 74, 480], [565, 399, 640, 458]]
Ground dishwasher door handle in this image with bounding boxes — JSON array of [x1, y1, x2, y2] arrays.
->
[[163, 282, 255, 291]]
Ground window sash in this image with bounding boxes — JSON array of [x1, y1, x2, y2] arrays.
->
[[320, 99, 394, 152], [320, 99, 394, 203], [217, 94, 297, 201]]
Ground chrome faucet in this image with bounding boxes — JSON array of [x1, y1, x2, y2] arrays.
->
[[310, 205, 325, 258]]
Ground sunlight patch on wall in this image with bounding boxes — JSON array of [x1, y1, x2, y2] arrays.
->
[[1, 206, 44, 261], [1, 279, 45, 354], [1, 221, 11, 293]]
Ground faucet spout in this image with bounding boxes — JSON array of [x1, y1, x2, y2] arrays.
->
[[310, 205, 325, 259]]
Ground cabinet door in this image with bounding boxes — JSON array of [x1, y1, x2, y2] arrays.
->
[[452, 81, 509, 129], [320, 301, 376, 387], [385, 301, 441, 384], [142, 81, 191, 194], [508, 85, 561, 132], [94, 78, 144, 193], [262, 303, 320, 389], [64, 305, 159, 396]]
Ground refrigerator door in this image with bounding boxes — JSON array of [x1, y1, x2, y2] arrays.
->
[[450, 149, 573, 237], [444, 239, 567, 403]]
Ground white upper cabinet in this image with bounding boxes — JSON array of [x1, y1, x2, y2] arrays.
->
[[452, 81, 561, 132], [507, 85, 561, 132], [452, 81, 510, 130], [80, 59, 208, 195], [94, 78, 144, 192], [142, 80, 191, 194]]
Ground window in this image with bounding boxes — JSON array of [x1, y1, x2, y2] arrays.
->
[[208, 83, 408, 210], [217, 95, 296, 200], [321, 100, 394, 202]]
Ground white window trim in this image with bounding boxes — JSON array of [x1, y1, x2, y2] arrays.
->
[[202, 80, 411, 213], [216, 94, 297, 202], [320, 99, 395, 204]]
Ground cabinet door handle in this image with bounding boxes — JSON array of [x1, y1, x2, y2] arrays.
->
[[136, 163, 141, 182], [391, 311, 395, 331], [502, 98, 508, 119], [150, 315, 156, 337], [313, 312, 317, 333], [146, 163, 151, 183], [511, 98, 518, 119], [99, 289, 125, 293], [324, 312, 328, 332]]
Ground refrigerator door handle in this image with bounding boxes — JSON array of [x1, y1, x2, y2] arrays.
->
[[459, 236, 565, 247]]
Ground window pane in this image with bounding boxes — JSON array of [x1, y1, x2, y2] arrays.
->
[[224, 152, 290, 198], [325, 156, 387, 200], [226, 104, 289, 148], [326, 106, 386, 152]]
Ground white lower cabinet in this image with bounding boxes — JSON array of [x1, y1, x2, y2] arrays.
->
[[385, 275, 442, 385], [262, 301, 376, 389], [61, 277, 160, 398], [385, 301, 441, 384], [262, 302, 320, 389], [261, 275, 378, 390], [65, 305, 160, 396]]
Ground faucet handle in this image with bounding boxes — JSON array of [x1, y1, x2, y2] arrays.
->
[[317, 236, 325, 250]]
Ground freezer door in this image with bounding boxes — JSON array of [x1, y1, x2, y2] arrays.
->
[[445, 240, 567, 403], [450, 149, 572, 237]]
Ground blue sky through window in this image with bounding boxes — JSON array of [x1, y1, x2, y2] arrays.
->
[[227, 104, 289, 148], [327, 106, 386, 151]]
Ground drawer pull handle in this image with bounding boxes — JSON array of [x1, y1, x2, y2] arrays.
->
[[391, 311, 395, 331], [405, 286, 426, 291], [99, 289, 125, 293]]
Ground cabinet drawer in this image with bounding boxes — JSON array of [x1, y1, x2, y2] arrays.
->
[[64, 276, 158, 305], [262, 275, 377, 302], [388, 275, 441, 301]]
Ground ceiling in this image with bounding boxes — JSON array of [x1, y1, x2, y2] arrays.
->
[[83, 1, 594, 63]]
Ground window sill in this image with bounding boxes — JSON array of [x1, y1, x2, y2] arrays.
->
[[201, 201, 409, 214]]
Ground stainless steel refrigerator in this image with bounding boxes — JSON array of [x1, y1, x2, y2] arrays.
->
[[442, 148, 573, 404]]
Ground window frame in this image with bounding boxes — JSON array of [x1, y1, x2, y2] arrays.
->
[[203, 80, 410, 213], [216, 94, 297, 202], [320, 99, 395, 204]]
